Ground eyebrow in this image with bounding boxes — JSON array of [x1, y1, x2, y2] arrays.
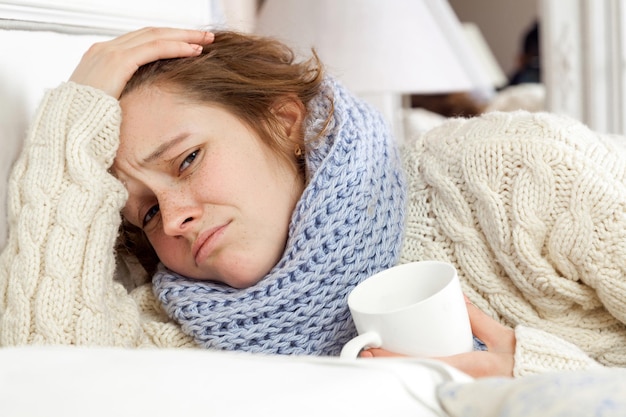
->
[[141, 133, 190, 165]]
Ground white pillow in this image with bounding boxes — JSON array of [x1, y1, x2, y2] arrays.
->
[[485, 83, 546, 113], [403, 107, 447, 140]]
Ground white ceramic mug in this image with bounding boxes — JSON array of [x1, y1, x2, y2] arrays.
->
[[340, 261, 473, 359]]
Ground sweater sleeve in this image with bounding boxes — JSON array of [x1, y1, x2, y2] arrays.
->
[[513, 325, 603, 377], [0, 82, 193, 348]]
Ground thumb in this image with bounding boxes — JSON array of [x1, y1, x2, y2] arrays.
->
[[465, 298, 514, 351]]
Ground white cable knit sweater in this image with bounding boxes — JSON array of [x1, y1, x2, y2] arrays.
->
[[400, 110, 626, 375], [1, 83, 625, 376], [0, 83, 193, 348]]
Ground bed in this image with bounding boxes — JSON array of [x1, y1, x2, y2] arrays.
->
[[1, 25, 626, 417]]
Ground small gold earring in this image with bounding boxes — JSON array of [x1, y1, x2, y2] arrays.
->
[[294, 145, 304, 158]]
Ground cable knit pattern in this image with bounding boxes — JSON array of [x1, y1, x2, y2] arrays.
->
[[153, 78, 406, 356], [0, 82, 194, 348], [400, 110, 626, 375]]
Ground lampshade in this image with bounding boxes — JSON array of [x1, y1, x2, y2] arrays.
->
[[462, 22, 508, 89], [255, 0, 493, 96]]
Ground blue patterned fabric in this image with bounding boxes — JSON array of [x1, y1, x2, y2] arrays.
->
[[152, 77, 407, 355], [438, 368, 626, 417]]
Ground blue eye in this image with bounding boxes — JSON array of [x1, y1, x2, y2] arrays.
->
[[143, 204, 160, 226], [180, 150, 198, 172]]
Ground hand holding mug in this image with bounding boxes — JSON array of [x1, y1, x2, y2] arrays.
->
[[360, 297, 516, 378], [340, 261, 474, 359]]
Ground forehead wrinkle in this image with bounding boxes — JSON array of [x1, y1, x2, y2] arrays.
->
[[141, 133, 190, 165]]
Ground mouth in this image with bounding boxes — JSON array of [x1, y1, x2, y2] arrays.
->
[[192, 222, 230, 265]]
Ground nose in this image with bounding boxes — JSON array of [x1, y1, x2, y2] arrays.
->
[[158, 191, 202, 237]]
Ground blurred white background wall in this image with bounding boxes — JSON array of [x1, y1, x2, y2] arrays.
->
[[449, 0, 539, 77], [218, 0, 258, 32]]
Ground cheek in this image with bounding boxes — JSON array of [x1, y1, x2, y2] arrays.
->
[[149, 234, 189, 267]]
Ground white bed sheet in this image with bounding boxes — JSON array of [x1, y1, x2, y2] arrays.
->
[[0, 345, 472, 417]]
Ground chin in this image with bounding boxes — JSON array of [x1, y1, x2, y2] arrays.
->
[[219, 261, 275, 289], [171, 256, 275, 289], [224, 273, 266, 290]]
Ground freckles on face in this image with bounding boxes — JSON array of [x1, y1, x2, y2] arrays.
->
[[115, 87, 304, 288]]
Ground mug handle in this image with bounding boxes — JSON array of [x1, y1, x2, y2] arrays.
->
[[340, 332, 383, 359]]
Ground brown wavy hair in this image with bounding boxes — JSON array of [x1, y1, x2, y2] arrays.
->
[[117, 30, 327, 277]]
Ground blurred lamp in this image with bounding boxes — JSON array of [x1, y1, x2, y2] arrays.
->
[[463, 22, 508, 89], [255, 0, 494, 141]]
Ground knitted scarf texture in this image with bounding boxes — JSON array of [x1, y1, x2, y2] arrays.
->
[[152, 78, 407, 355]]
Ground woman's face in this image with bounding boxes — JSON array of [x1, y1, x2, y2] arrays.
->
[[114, 87, 304, 288]]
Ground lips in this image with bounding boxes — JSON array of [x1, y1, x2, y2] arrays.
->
[[192, 222, 229, 265]]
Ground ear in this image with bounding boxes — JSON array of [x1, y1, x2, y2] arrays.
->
[[271, 95, 306, 141]]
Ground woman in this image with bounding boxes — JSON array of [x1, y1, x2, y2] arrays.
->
[[1, 28, 624, 378]]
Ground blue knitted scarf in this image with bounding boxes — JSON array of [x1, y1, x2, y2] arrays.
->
[[152, 78, 406, 356]]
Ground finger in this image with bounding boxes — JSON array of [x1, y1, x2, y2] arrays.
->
[[358, 350, 373, 358], [115, 27, 214, 50], [84, 28, 212, 62], [82, 28, 214, 70], [359, 348, 406, 358], [95, 29, 214, 66], [114, 29, 215, 72], [123, 39, 204, 68]]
